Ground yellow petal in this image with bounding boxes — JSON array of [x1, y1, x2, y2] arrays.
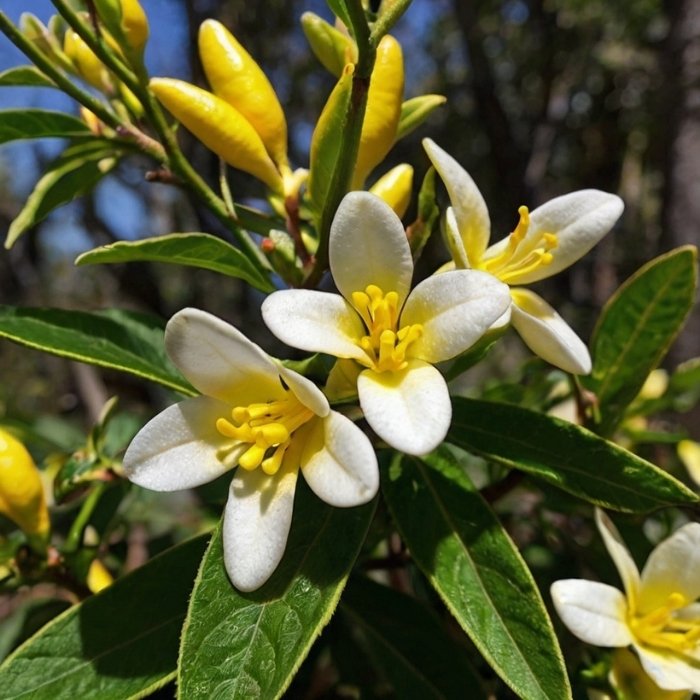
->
[[198, 20, 287, 167], [0, 428, 50, 538], [369, 164, 413, 218], [63, 29, 112, 92], [352, 35, 404, 188], [150, 77, 283, 192]]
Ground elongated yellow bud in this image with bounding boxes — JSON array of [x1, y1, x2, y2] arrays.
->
[[150, 78, 283, 193], [352, 35, 404, 188], [93, 0, 149, 57], [87, 558, 114, 593], [300, 12, 356, 77], [369, 164, 413, 218], [64, 29, 112, 92], [0, 428, 50, 539], [198, 20, 288, 168]]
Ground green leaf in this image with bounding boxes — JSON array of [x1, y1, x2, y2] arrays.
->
[[0, 306, 194, 395], [325, 0, 352, 31], [341, 575, 487, 699], [5, 141, 119, 248], [586, 246, 698, 435], [76, 233, 274, 293], [0, 536, 209, 699], [0, 66, 57, 88], [448, 397, 697, 513], [382, 449, 571, 700], [178, 481, 376, 699], [396, 95, 447, 141], [0, 109, 90, 144]]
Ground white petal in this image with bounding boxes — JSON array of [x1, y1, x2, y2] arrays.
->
[[166, 308, 283, 405], [301, 412, 379, 506], [277, 363, 330, 418], [401, 270, 511, 363], [636, 646, 700, 693], [261, 290, 366, 361], [329, 192, 413, 307], [488, 190, 624, 285], [443, 207, 470, 268], [510, 288, 592, 374], [357, 360, 450, 456], [551, 579, 632, 646], [223, 465, 298, 592], [596, 508, 642, 605], [423, 138, 490, 263], [123, 396, 232, 491], [638, 523, 700, 614]]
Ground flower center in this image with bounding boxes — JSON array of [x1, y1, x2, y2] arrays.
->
[[215, 392, 314, 476], [351, 284, 423, 373], [481, 206, 558, 283], [629, 592, 700, 654]]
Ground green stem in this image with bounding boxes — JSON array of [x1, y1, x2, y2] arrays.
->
[[64, 482, 107, 554], [370, 0, 413, 46], [305, 0, 376, 287], [0, 11, 119, 129]]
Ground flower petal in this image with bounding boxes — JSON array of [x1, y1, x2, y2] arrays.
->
[[401, 270, 511, 363], [636, 646, 700, 693], [638, 523, 700, 614], [261, 289, 366, 361], [166, 308, 283, 405], [596, 508, 642, 605], [510, 288, 592, 374], [123, 396, 232, 490], [551, 579, 632, 646], [488, 190, 624, 285], [423, 138, 491, 263], [301, 412, 379, 506], [329, 191, 413, 306], [357, 360, 450, 456], [223, 464, 298, 592], [278, 363, 330, 418], [444, 206, 470, 268]]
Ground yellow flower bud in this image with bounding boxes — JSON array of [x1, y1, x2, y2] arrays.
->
[[87, 558, 114, 593], [352, 35, 404, 188], [64, 29, 112, 93], [198, 20, 288, 168], [300, 12, 356, 77], [119, 0, 149, 53], [369, 164, 413, 218], [678, 440, 700, 487], [150, 77, 283, 193], [0, 428, 50, 539], [638, 369, 669, 401]]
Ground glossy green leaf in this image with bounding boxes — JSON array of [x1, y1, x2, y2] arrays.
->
[[383, 449, 571, 700], [448, 397, 697, 513], [0, 306, 194, 395], [341, 575, 486, 699], [178, 481, 376, 699], [396, 95, 447, 141], [325, 0, 352, 31], [5, 142, 119, 248], [0, 66, 56, 88], [76, 233, 274, 293], [587, 246, 698, 435], [0, 109, 89, 144], [0, 536, 209, 699]]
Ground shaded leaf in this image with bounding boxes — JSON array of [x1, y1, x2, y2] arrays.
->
[[0, 536, 209, 699], [76, 233, 274, 293], [448, 397, 697, 513], [396, 95, 446, 141], [178, 481, 376, 699], [382, 448, 571, 700], [0, 66, 57, 88], [0, 306, 194, 395], [0, 109, 89, 144], [586, 246, 697, 435]]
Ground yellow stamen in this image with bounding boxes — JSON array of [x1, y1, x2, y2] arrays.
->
[[215, 391, 314, 476], [630, 592, 700, 653]]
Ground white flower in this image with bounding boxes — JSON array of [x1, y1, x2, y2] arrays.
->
[[423, 138, 624, 374], [122, 308, 378, 592], [551, 509, 700, 693], [261, 191, 511, 456]]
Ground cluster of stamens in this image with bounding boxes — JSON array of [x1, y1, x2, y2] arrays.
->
[[629, 592, 700, 653], [215, 393, 313, 476], [351, 284, 423, 373], [481, 206, 559, 283]]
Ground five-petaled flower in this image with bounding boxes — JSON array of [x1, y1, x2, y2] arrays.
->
[[123, 308, 378, 592], [551, 508, 700, 694], [262, 191, 511, 456], [423, 138, 624, 374]]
